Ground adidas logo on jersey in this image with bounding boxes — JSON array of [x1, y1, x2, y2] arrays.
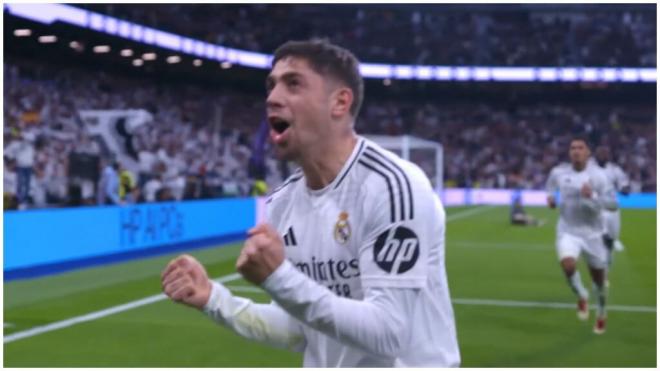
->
[[373, 226, 420, 274], [283, 227, 297, 247]]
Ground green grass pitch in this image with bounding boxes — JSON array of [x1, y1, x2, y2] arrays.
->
[[4, 206, 656, 367]]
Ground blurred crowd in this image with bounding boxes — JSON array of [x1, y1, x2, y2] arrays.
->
[[4, 57, 656, 210], [359, 101, 656, 191], [82, 4, 656, 67], [4, 59, 276, 210]]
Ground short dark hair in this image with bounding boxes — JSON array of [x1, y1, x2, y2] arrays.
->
[[570, 135, 591, 148], [272, 39, 364, 117]]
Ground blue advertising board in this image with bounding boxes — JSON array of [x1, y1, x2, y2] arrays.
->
[[4, 198, 256, 280]]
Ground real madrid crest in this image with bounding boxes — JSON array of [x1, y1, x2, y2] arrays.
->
[[334, 211, 351, 245]]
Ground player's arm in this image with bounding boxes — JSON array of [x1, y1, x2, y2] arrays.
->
[[545, 167, 559, 208], [203, 281, 306, 351], [580, 172, 618, 212], [240, 225, 412, 357], [616, 166, 631, 195], [161, 255, 305, 352], [265, 261, 415, 356]]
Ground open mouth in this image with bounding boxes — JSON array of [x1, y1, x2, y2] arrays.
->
[[269, 117, 291, 134]]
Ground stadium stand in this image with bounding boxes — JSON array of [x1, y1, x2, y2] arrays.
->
[[79, 4, 656, 67], [4, 56, 655, 210]]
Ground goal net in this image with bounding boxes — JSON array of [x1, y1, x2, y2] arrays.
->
[[365, 135, 443, 194]]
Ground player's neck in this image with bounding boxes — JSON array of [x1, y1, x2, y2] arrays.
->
[[300, 133, 358, 191], [572, 162, 586, 172]]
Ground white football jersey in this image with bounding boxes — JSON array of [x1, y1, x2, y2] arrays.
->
[[588, 158, 630, 192], [546, 162, 617, 237], [265, 136, 460, 367]]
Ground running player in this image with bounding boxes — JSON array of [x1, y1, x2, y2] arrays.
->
[[546, 137, 618, 334]]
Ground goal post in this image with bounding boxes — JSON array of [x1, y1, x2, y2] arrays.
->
[[364, 134, 443, 194]]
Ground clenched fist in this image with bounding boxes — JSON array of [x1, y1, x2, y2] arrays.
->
[[237, 223, 285, 285], [581, 182, 593, 198], [161, 254, 212, 309]]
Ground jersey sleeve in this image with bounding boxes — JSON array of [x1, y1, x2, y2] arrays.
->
[[203, 281, 306, 352], [581, 169, 618, 212], [594, 171, 619, 211], [261, 259, 416, 357], [614, 166, 631, 191], [357, 163, 439, 289], [545, 166, 560, 195]]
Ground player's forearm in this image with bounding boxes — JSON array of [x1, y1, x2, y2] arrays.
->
[[262, 260, 409, 357], [581, 193, 618, 212], [203, 281, 305, 351], [599, 193, 618, 211]]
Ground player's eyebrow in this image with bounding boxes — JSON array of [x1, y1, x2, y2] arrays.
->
[[266, 71, 305, 91]]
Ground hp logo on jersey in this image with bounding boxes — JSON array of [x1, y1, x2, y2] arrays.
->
[[373, 226, 420, 274]]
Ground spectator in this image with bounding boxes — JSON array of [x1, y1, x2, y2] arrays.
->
[[100, 160, 121, 205], [5, 129, 36, 209]]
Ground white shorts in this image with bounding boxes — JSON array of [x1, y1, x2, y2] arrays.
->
[[556, 232, 608, 269]]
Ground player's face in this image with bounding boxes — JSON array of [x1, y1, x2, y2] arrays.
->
[[595, 147, 609, 164], [265, 57, 334, 161], [569, 140, 590, 166]]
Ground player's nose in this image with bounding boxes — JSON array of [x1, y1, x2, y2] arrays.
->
[[266, 86, 285, 111]]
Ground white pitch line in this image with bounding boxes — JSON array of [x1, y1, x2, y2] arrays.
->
[[224, 285, 656, 314], [225, 285, 264, 294], [452, 241, 550, 251], [452, 298, 656, 313], [446, 206, 493, 222], [4, 273, 242, 344]]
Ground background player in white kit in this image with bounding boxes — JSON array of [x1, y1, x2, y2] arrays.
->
[[160, 39, 460, 367], [590, 145, 631, 257], [546, 137, 618, 334]]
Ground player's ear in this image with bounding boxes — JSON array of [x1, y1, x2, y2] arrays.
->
[[330, 87, 353, 119]]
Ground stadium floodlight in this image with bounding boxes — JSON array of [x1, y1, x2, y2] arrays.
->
[[414, 66, 433, 80], [193, 59, 203, 67], [13, 29, 31, 37], [93, 45, 110, 53], [359, 63, 392, 78], [639, 69, 656, 82], [38, 35, 57, 43], [581, 68, 599, 82], [120, 49, 133, 57], [166, 55, 181, 64], [69, 41, 83, 51], [143, 52, 157, 61], [473, 67, 491, 81], [393, 65, 414, 79], [601, 68, 619, 82], [105, 17, 118, 35], [132, 59, 143, 67], [455, 67, 472, 81], [621, 68, 639, 82], [221, 61, 232, 69], [559, 68, 579, 82], [434, 67, 452, 80], [538, 68, 558, 81]]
